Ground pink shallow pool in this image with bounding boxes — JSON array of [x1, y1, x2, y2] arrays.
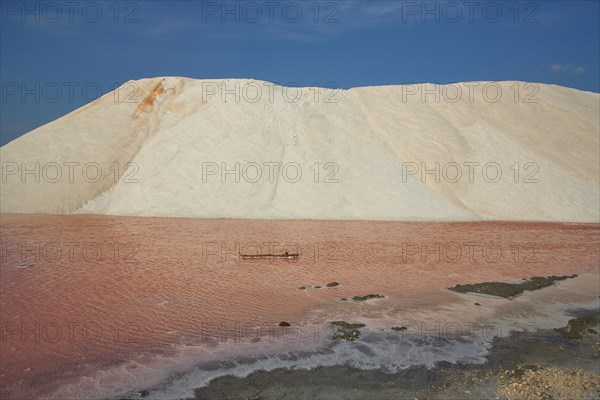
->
[[1, 214, 598, 399]]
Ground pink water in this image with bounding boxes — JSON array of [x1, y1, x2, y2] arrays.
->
[[1, 214, 598, 399]]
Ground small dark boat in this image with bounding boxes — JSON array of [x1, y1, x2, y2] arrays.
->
[[240, 251, 299, 260]]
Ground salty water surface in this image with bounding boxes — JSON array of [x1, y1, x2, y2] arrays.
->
[[1, 215, 598, 399]]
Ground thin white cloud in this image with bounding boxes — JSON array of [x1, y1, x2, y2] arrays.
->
[[550, 63, 586, 75]]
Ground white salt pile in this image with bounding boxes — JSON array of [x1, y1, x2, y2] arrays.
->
[[1, 77, 598, 221]]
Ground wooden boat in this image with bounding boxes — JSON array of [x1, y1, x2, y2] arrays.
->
[[240, 252, 299, 260]]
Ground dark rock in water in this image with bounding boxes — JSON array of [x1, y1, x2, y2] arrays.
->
[[588, 328, 598, 334], [332, 329, 361, 341], [391, 326, 407, 331], [331, 321, 366, 342], [474, 302, 481, 306], [448, 275, 578, 298], [138, 390, 150, 398], [314, 286, 322, 289], [331, 321, 366, 330], [298, 286, 306, 290], [555, 315, 600, 339], [278, 321, 291, 327], [330, 321, 366, 341], [326, 282, 340, 287], [350, 294, 385, 302]]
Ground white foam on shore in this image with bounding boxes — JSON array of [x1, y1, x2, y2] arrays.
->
[[46, 327, 492, 400], [45, 274, 599, 400], [144, 333, 492, 400]]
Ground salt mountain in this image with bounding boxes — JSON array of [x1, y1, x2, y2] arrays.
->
[[1, 77, 598, 222]]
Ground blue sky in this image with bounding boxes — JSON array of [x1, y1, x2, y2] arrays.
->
[[1, 0, 599, 145]]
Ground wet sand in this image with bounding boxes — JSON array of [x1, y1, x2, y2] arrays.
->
[[0, 214, 598, 399]]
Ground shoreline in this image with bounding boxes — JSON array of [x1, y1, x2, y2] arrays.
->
[[3, 212, 600, 225], [117, 276, 599, 400], [188, 321, 600, 400], [122, 304, 600, 400]]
